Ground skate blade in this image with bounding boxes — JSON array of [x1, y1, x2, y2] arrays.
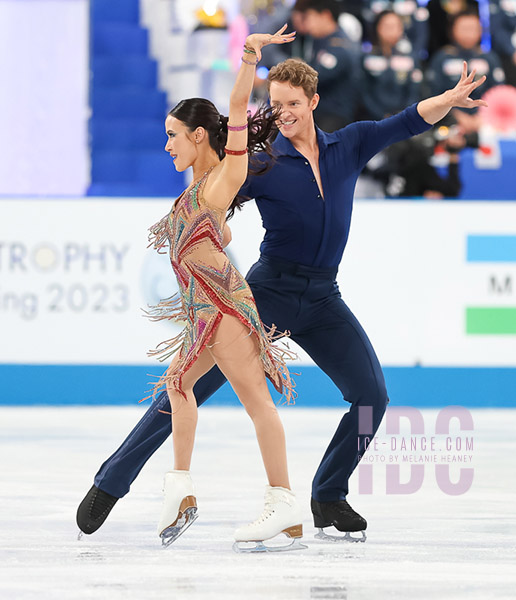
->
[[315, 528, 366, 543], [233, 537, 307, 554], [160, 507, 198, 547], [77, 530, 83, 541]]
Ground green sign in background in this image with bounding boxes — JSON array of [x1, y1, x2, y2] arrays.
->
[[466, 307, 516, 334]]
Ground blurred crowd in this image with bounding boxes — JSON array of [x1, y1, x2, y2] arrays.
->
[[250, 0, 516, 198]]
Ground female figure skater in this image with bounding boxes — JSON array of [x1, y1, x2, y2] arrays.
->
[[148, 26, 302, 552]]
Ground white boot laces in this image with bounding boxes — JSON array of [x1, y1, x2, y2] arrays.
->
[[251, 489, 293, 526]]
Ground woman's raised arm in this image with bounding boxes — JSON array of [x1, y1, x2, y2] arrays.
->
[[206, 25, 295, 209]]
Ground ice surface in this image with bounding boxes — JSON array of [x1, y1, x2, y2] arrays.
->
[[1, 407, 515, 600]]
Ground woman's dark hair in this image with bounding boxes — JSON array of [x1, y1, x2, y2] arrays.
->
[[168, 98, 278, 219]]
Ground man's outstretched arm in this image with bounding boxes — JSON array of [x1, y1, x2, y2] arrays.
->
[[417, 62, 488, 125]]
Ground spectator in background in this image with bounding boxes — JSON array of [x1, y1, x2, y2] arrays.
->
[[293, 0, 361, 130], [426, 0, 479, 58], [360, 10, 423, 120], [258, 1, 310, 69], [489, 0, 516, 86], [426, 10, 505, 103], [360, 0, 430, 61], [366, 126, 467, 198]]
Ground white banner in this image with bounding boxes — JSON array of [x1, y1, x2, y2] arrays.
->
[[1, 199, 515, 366]]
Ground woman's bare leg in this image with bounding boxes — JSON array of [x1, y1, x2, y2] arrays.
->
[[207, 314, 290, 489], [166, 349, 215, 471]]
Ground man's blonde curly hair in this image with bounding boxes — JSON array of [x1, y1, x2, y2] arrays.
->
[[267, 58, 319, 100]]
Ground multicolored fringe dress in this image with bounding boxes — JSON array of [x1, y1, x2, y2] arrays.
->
[[146, 167, 295, 404]]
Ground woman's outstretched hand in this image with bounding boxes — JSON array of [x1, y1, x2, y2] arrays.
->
[[245, 24, 296, 62]]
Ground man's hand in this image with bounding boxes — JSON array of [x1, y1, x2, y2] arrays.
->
[[443, 62, 488, 111], [417, 62, 488, 125]]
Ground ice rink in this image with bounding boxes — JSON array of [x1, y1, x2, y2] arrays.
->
[[1, 406, 515, 600]]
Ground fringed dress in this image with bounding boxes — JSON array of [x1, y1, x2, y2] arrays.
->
[[146, 168, 295, 404]]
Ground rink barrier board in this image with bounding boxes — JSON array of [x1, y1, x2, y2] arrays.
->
[[1, 365, 515, 407]]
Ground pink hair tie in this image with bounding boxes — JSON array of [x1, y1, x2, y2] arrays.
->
[[227, 123, 248, 132]]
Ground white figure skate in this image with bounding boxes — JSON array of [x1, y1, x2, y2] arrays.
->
[[157, 470, 198, 547], [233, 486, 307, 553]]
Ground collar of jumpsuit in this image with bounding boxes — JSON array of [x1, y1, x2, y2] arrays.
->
[[272, 125, 340, 157]]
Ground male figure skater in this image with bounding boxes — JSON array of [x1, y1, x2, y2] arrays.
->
[[78, 59, 486, 540]]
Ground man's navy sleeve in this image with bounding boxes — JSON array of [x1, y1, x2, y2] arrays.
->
[[239, 177, 253, 200], [339, 104, 432, 172], [240, 149, 280, 199]]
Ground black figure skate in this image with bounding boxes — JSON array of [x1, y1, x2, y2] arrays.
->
[[311, 498, 367, 543], [77, 485, 119, 539]]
